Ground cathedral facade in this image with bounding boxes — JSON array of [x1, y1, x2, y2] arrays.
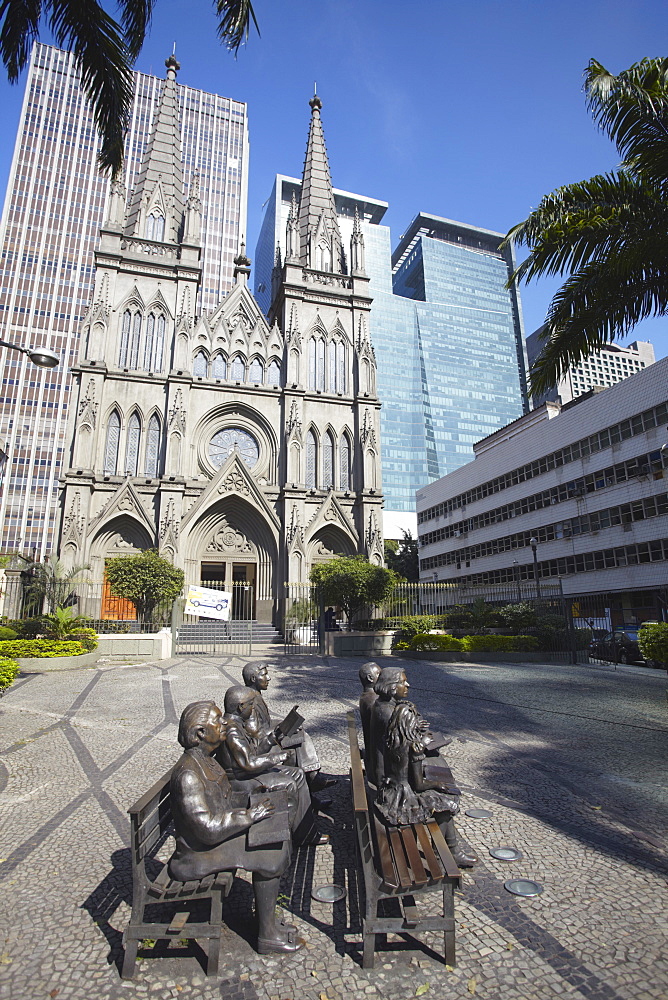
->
[[58, 60, 384, 623]]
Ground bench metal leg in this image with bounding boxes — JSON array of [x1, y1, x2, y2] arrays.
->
[[443, 885, 456, 968], [362, 885, 379, 969], [207, 888, 224, 978], [121, 929, 139, 980]]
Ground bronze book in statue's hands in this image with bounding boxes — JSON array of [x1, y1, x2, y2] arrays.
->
[[276, 705, 305, 739], [424, 731, 452, 752], [246, 789, 291, 847]]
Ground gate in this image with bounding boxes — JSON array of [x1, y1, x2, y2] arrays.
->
[[172, 582, 255, 655], [282, 583, 324, 654]]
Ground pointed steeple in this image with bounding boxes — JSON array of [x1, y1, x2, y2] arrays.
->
[[297, 93, 343, 272], [285, 190, 299, 262], [233, 238, 251, 285], [124, 54, 184, 243], [350, 206, 366, 276]]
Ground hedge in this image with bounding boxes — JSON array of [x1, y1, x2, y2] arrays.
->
[[0, 657, 20, 692], [0, 626, 18, 641], [0, 639, 86, 658], [410, 633, 463, 651], [408, 633, 541, 653]]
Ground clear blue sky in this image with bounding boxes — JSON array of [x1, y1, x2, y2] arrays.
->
[[1, 0, 667, 359]]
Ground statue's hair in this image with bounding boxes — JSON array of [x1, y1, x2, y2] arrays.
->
[[374, 666, 405, 699], [242, 661, 267, 686], [178, 700, 218, 749], [385, 700, 422, 751], [224, 684, 256, 715], [359, 661, 381, 686]]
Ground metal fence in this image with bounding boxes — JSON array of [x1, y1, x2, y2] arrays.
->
[[171, 582, 256, 656], [281, 583, 324, 654]]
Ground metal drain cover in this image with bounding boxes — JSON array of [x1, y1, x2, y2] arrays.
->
[[504, 879, 543, 897], [465, 808, 493, 818], [311, 884, 346, 903], [490, 847, 523, 861]]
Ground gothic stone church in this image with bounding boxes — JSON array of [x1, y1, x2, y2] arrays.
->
[[58, 57, 384, 623]]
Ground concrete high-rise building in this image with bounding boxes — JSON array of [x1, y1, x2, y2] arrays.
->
[[526, 329, 656, 406], [0, 43, 249, 556], [256, 191, 528, 538]]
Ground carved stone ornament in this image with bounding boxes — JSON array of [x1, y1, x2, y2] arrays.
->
[[313, 540, 335, 558], [206, 516, 254, 554], [78, 381, 98, 428], [323, 504, 338, 522], [160, 498, 180, 541], [62, 492, 85, 541], [286, 504, 304, 548], [361, 409, 377, 451], [286, 401, 302, 441], [366, 510, 381, 551], [217, 471, 251, 496], [117, 494, 137, 512], [168, 389, 187, 435]]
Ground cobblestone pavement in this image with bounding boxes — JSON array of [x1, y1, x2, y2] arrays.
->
[[0, 654, 666, 1000]]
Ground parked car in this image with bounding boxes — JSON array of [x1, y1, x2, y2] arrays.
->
[[588, 627, 646, 664]]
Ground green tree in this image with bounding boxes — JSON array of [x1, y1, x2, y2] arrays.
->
[[21, 555, 90, 614], [638, 622, 668, 665], [0, 0, 258, 178], [384, 530, 419, 582], [105, 549, 184, 624], [505, 58, 668, 396], [310, 555, 396, 630]]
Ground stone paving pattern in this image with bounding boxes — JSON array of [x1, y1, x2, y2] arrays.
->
[[0, 653, 666, 1000]]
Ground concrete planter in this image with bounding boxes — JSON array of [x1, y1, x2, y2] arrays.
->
[[17, 649, 101, 673], [396, 650, 550, 663], [97, 631, 172, 661], [325, 630, 396, 657]]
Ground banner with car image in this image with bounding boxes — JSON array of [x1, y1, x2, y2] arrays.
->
[[184, 585, 232, 620]]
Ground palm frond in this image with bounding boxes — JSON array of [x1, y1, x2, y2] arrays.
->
[[0, 0, 42, 80], [48, 0, 134, 177], [117, 0, 153, 60], [586, 57, 668, 186], [214, 0, 259, 53], [528, 247, 668, 395]]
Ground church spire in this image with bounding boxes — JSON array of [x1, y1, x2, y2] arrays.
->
[[297, 93, 343, 272], [124, 53, 185, 243]]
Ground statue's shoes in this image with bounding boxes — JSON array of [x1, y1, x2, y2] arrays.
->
[[453, 848, 479, 868], [257, 927, 305, 954], [310, 774, 338, 792], [311, 794, 332, 811]]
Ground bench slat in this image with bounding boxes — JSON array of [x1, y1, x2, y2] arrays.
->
[[372, 812, 399, 888], [388, 828, 412, 888], [347, 713, 368, 813], [415, 824, 444, 880], [426, 820, 461, 879], [400, 828, 429, 885]]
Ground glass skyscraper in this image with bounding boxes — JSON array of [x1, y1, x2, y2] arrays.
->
[[0, 43, 249, 555], [255, 188, 528, 536]]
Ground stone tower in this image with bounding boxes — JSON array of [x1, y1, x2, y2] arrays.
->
[[59, 79, 383, 623]]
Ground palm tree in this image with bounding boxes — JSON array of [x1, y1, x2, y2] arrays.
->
[[505, 58, 668, 398], [0, 0, 258, 178], [20, 555, 91, 614]]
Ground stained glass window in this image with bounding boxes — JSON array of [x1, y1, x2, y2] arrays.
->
[[145, 415, 161, 477], [231, 356, 245, 381], [340, 434, 351, 490], [267, 360, 281, 386], [125, 413, 141, 475], [337, 342, 346, 393], [153, 315, 165, 372], [308, 338, 316, 389], [249, 358, 263, 383], [212, 354, 226, 378], [104, 411, 121, 474], [324, 431, 334, 488], [328, 341, 337, 392], [118, 311, 131, 367], [143, 314, 155, 371], [129, 313, 141, 370], [193, 350, 208, 377], [316, 339, 325, 391], [306, 430, 317, 487]]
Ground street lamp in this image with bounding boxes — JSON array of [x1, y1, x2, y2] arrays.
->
[[0, 338, 59, 369], [529, 536, 541, 600], [512, 559, 521, 603]]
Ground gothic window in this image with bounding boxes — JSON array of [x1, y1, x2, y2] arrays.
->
[[316, 338, 325, 391], [337, 341, 346, 393], [146, 212, 165, 241], [328, 341, 336, 392], [249, 358, 263, 384], [153, 315, 165, 372], [306, 430, 317, 488], [212, 353, 226, 379], [125, 412, 141, 475], [104, 410, 121, 474], [230, 355, 245, 381], [143, 315, 155, 371], [267, 359, 281, 386], [118, 310, 131, 367], [340, 433, 351, 490], [129, 312, 142, 369], [145, 414, 161, 477], [193, 350, 208, 377], [308, 338, 316, 389], [324, 431, 334, 488]]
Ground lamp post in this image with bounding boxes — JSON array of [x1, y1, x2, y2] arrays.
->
[[512, 559, 521, 603], [529, 536, 541, 600], [0, 338, 60, 369]]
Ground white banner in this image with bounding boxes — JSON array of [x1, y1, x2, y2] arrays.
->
[[184, 585, 232, 621]]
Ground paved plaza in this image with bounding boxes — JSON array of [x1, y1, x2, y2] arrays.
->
[[0, 652, 666, 1000]]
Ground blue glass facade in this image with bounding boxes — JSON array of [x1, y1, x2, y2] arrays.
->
[[255, 189, 528, 524]]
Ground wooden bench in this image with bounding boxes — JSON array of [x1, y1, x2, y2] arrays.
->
[[347, 712, 461, 969], [123, 768, 234, 979]]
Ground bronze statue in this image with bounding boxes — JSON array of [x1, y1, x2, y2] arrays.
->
[[217, 685, 328, 846], [358, 661, 380, 755], [168, 700, 304, 954], [368, 667, 413, 786], [241, 662, 337, 802]]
